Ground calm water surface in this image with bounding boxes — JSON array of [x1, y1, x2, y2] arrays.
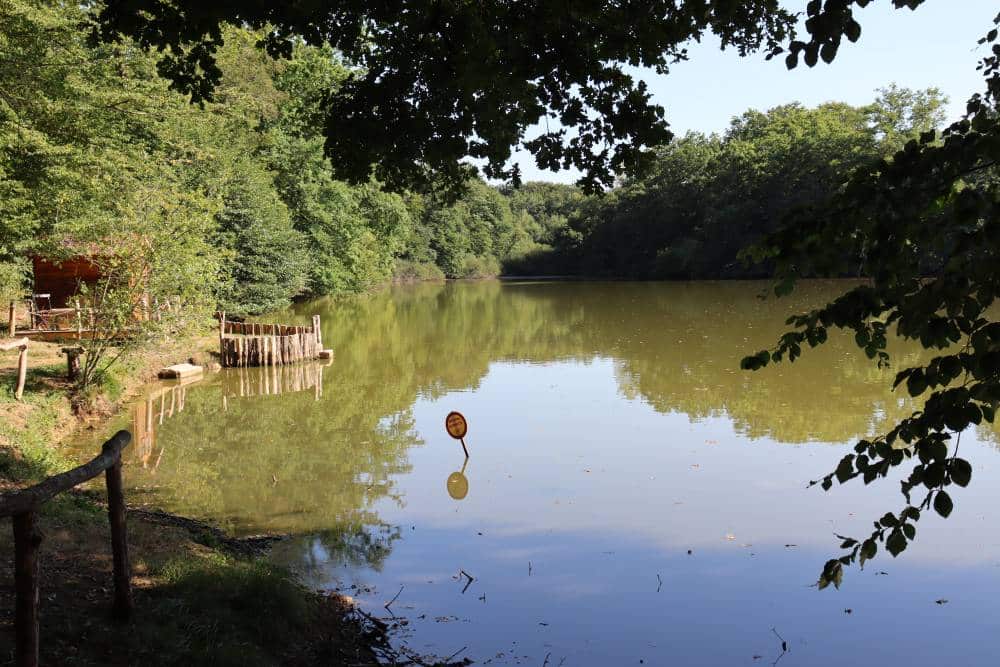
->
[[75, 282, 1000, 665]]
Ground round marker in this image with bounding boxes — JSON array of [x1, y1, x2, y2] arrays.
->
[[445, 411, 470, 457]]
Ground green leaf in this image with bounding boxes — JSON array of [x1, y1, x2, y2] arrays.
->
[[950, 458, 972, 487], [859, 538, 877, 566], [820, 42, 838, 64], [923, 461, 946, 488], [906, 370, 927, 397], [886, 528, 907, 557], [803, 44, 819, 67], [845, 20, 862, 43], [835, 455, 856, 483], [926, 440, 948, 462], [933, 490, 954, 518]]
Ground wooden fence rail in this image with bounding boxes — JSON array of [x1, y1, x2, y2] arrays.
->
[[218, 313, 328, 368], [0, 430, 132, 667]]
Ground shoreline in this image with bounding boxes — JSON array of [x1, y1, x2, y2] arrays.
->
[[0, 329, 390, 665]]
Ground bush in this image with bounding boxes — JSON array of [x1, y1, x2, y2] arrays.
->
[[457, 254, 500, 279], [392, 259, 445, 283]]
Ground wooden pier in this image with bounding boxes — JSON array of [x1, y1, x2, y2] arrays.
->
[[218, 313, 330, 368]]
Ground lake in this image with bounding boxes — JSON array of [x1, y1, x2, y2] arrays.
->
[[75, 281, 1000, 665]]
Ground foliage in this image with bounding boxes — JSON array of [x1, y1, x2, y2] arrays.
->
[[403, 179, 519, 279], [532, 92, 945, 279], [15, 0, 1000, 589], [1, 1, 455, 327], [91, 0, 810, 194], [741, 7, 1000, 586], [213, 162, 309, 315]]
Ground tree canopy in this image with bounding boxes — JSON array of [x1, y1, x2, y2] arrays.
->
[[25, 0, 1000, 586], [89, 0, 803, 193], [520, 90, 947, 279]]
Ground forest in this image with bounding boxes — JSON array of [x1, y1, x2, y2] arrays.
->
[[1, 1, 952, 317]]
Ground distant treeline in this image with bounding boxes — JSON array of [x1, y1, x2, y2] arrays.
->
[[504, 85, 948, 279], [0, 2, 948, 315]]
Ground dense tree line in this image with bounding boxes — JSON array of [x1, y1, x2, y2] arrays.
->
[[506, 86, 948, 278], [1, 2, 954, 318], [0, 1, 542, 315]]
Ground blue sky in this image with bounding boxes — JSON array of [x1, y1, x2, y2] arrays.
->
[[508, 0, 999, 184]]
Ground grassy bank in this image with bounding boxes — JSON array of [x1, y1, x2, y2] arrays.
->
[[0, 335, 383, 666]]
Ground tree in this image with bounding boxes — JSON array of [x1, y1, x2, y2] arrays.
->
[[867, 83, 948, 155], [739, 7, 1000, 587], [544, 92, 944, 280], [90, 0, 1000, 586], [213, 162, 309, 315], [91, 0, 806, 193]]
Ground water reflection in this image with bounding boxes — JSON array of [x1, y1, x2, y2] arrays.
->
[[71, 281, 1000, 666], [446, 460, 470, 500]]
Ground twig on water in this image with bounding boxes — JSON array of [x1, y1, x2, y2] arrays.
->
[[771, 627, 788, 666], [384, 584, 404, 612], [542, 652, 551, 666], [444, 646, 468, 663], [459, 569, 475, 594], [656, 573, 662, 592], [528, 561, 532, 576], [353, 607, 388, 632]]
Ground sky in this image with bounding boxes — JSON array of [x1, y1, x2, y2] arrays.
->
[[506, 0, 999, 184]]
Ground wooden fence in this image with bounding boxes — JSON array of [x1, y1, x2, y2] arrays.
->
[[0, 430, 132, 667], [222, 359, 328, 401], [218, 313, 326, 367]]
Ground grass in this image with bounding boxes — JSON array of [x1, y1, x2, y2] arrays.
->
[[134, 556, 314, 666], [0, 360, 76, 483]]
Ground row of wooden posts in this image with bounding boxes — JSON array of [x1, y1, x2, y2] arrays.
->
[[222, 359, 327, 400], [218, 313, 326, 368]]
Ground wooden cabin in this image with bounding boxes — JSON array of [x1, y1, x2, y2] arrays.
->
[[31, 255, 104, 308]]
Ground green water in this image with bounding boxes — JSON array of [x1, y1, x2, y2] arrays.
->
[[75, 281, 1000, 665]]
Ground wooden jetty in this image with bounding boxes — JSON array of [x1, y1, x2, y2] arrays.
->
[[218, 313, 330, 368]]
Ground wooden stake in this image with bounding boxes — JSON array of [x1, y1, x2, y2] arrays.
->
[[12, 511, 40, 667], [104, 452, 132, 621], [15, 345, 27, 401], [8, 301, 15, 338]]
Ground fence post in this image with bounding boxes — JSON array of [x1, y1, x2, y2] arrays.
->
[[218, 312, 225, 365], [15, 344, 27, 401], [104, 448, 132, 621], [12, 511, 40, 667], [8, 301, 15, 338]]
